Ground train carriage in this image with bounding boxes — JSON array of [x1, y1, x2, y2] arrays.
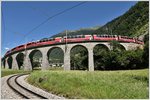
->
[[4, 34, 144, 56], [93, 34, 118, 41]]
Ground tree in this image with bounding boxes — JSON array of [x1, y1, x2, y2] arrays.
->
[[142, 41, 149, 67], [70, 46, 88, 70], [93, 45, 109, 70], [109, 40, 125, 51]]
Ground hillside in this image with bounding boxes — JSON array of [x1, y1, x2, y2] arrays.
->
[[41, 1, 149, 40], [95, 2, 149, 38], [51, 26, 100, 38]]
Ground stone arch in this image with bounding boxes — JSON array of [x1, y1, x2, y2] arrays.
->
[[94, 44, 109, 51], [93, 44, 109, 70], [70, 45, 88, 70], [116, 44, 126, 51], [2, 59, 5, 68], [47, 47, 64, 67], [16, 53, 24, 70], [29, 49, 43, 70], [7, 56, 13, 69]]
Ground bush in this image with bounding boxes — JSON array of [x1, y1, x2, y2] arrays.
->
[[142, 41, 149, 67], [94, 49, 146, 70]]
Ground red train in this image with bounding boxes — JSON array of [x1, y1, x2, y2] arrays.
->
[[5, 35, 144, 56], [63, 35, 92, 42], [93, 35, 118, 41]]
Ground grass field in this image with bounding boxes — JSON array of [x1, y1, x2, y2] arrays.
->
[[27, 69, 149, 99], [1, 69, 31, 77]]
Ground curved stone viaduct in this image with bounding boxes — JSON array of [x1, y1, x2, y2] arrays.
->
[[2, 41, 143, 71]]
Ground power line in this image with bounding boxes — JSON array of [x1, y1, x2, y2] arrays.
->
[[6, 28, 25, 36], [27, 5, 50, 17], [2, 6, 25, 36], [23, 1, 87, 38], [2, 7, 6, 34]]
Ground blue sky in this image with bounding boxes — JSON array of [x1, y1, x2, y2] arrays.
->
[[1, 1, 137, 56]]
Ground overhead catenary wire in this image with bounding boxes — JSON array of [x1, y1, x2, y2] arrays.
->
[[3, 1, 87, 54], [2, 7, 6, 34], [27, 5, 50, 17], [23, 1, 87, 38], [2, 6, 26, 38]]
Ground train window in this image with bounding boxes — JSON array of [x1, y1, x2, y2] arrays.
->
[[49, 38, 54, 41], [19, 45, 23, 47], [27, 43, 31, 45], [12, 48, 15, 50]]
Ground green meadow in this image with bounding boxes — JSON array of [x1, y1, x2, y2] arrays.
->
[[27, 69, 149, 99]]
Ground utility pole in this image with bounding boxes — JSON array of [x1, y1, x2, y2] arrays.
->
[[65, 30, 68, 53], [106, 27, 108, 34], [23, 37, 27, 69], [111, 28, 112, 35]]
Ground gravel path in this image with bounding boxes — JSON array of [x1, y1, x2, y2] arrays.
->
[[1, 75, 23, 99], [1, 74, 65, 99]]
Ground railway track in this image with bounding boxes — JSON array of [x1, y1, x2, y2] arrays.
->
[[7, 74, 48, 99]]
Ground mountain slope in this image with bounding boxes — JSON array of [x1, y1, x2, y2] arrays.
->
[[51, 26, 100, 38], [41, 1, 149, 40], [94, 2, 149, 37]]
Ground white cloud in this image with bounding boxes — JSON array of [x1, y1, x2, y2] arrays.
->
[[5, 47, 9, 50]]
